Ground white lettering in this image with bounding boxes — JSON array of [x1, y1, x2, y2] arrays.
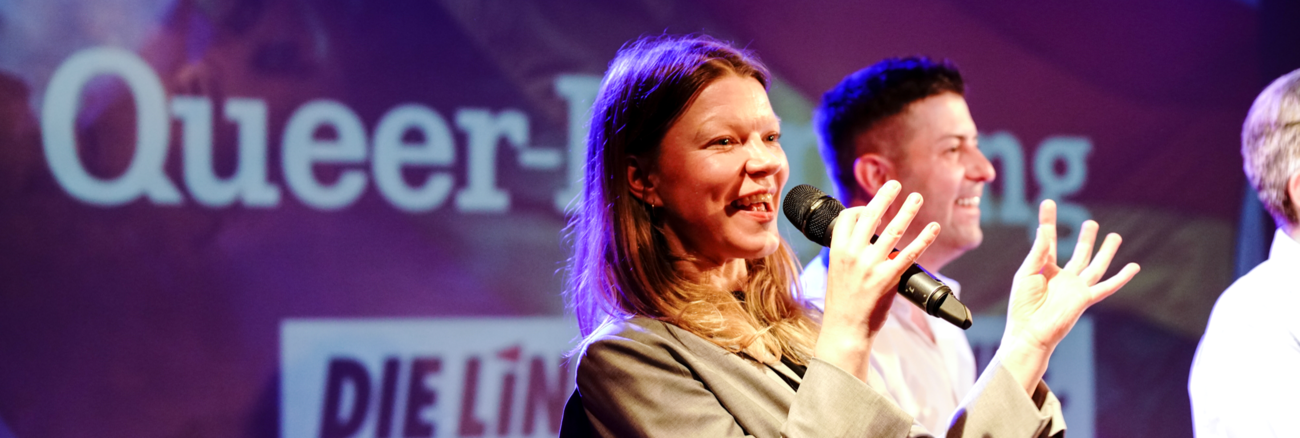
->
[[454, 109, 522, 213], [1035, 136, 1093, 252], [283, 100, 368, 210], [979, 132, 1033, 224], [1034, 136, 1091, 202], [41, 47, 180, 205], [225, 99, 281, 206], [372, 104, 456, 212], [551, 75, 601, 213], [174, 97, 280, 207], [981, 132, 1093, 255], [38, 52, 619, 216]]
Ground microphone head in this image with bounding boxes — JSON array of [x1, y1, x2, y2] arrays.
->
[[782, 184, 844, 247], [782, 184, 824, 225]]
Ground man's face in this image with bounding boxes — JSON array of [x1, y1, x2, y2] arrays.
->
[[882, 92, 995, 269]]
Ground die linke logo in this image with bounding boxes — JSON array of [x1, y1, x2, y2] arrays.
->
[[319, 347, 567, 438], [282, 319, 578, 438]]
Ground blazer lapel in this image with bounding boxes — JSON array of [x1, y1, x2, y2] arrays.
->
[[657, 322, 797, 438]]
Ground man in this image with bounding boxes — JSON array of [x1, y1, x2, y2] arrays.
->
[[1189, 68, 1300, 437], [802, 57, 996, 435]]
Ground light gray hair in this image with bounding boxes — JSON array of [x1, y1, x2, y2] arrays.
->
[[1243, 68, 1300, 227]]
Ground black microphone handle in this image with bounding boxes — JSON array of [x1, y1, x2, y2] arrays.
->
[[898, 260, 973, 330], [825, 216, 974, 330]]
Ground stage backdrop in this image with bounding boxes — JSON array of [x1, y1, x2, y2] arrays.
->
[[0, 1, 1283, 437]]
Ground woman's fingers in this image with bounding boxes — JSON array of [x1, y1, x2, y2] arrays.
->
[[1063, 220, 1099, 273], [829, 196, 861, 255], [1013, 206, 1055, 278], [1081, 233, 1123, 284], [1038, 200, 1059, 271], [849, 181, 901, 250], [872, 191, 923, 258], [894, 222, 939, 267], [1089, 262, 1141, 303], [827, 180, 936, 291], [1016, 221, 1051, 279]]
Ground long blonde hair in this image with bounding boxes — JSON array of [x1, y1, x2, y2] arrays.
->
[[564, 35, 818, 364]]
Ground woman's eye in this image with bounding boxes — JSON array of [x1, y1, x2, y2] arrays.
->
[[714, 138, 733, 146], [766, 133, 780, 142]]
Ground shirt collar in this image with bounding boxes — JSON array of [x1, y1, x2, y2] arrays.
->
[[1270, 228, 1300, 263]]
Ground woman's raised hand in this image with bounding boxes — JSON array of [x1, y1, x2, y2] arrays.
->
[[814, 180, 940, 383], [999, 200, 1140, 395]]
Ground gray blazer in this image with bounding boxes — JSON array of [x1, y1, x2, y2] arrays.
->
[[565, 317, 1065, 437]]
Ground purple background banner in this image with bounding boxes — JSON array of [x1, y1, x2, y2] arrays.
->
[[1, 0, 1297, 437]]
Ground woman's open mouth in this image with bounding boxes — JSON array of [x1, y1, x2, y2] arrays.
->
[[731, 193, 774, 212]]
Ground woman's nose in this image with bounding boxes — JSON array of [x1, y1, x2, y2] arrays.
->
[[745, 139, 784, 176]]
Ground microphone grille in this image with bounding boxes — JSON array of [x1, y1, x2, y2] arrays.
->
[[782, 184, 843, 247], [782, 184, 825, 228], [804, 199, 842, 247]]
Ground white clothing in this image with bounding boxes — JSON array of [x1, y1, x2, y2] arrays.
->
[[801, 252, 977, 436], [1189, 228, 1300, 437]]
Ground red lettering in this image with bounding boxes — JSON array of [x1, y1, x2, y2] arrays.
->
[[457, 356, 487, 436], [496, 372, 517, 435], [495, 346, 521, 435], [522, 356, 571, 435]]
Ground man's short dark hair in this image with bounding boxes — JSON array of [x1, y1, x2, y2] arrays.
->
[[815, 57, 965, 199]]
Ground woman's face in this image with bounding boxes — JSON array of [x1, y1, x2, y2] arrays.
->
[[640, 74, 788, 265]]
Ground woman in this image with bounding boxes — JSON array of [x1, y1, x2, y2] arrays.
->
[[561, 35, 1138, 437]]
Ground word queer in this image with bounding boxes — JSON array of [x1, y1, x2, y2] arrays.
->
[[40, 47, 599, 213]]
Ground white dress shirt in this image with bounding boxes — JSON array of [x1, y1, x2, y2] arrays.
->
[[801, 252, 976, 436], [1189, 228, 1300, 437]]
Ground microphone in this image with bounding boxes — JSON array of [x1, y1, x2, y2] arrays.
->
[[783, 184, 973, 330]]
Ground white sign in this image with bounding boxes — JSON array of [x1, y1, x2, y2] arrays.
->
[[281, 318, 579, 438]]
